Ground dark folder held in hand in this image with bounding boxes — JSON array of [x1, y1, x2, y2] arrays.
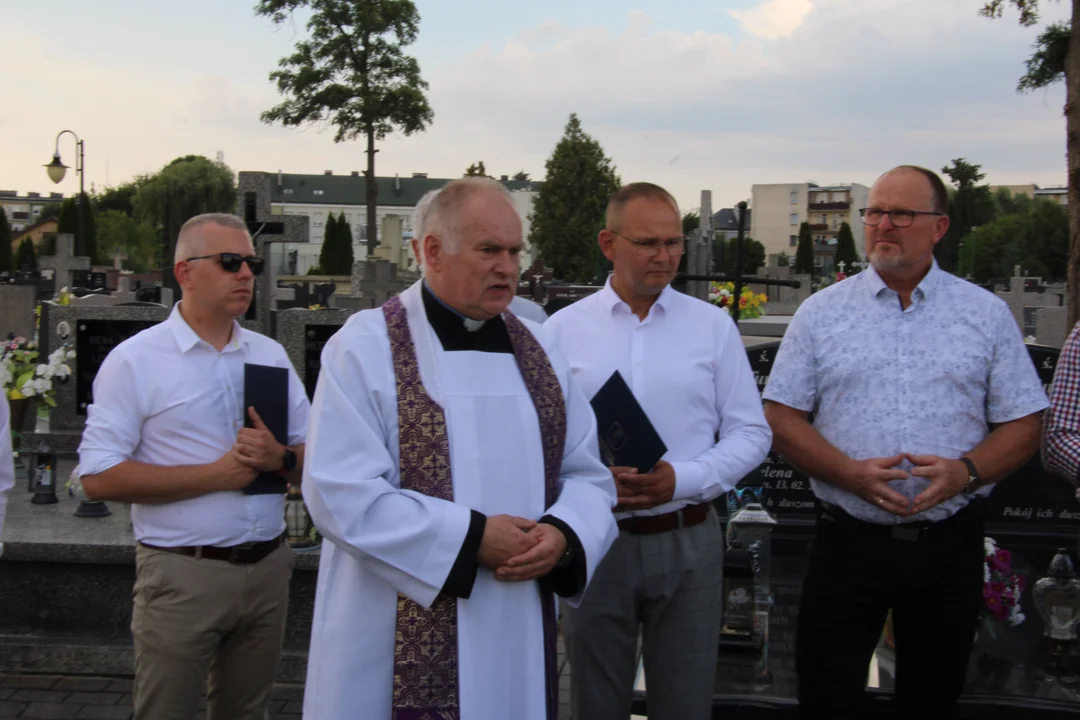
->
[[589, 371, 667, 472], [242, 363, 290, 495]]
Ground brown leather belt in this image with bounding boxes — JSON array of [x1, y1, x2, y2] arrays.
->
[[617, 502, 711, 535], [139, 532, 286, 565]]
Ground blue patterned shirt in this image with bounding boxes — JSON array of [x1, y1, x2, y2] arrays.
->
[[762, 261, 1049, 524]]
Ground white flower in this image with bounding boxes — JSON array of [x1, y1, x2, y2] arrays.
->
[[0, 365, 10, 388], [66, 349, 76, 360], [33, 378, 50, 394], [53, 364, 71, 379], [19, 380, 37, 397]]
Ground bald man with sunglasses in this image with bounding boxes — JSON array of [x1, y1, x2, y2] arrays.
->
[[78, 213, 310, 720]]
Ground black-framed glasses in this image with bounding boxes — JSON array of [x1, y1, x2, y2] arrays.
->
[[185, 252, 265, 275], [610, 230, 686, 257], [859, 208, 945, 228]]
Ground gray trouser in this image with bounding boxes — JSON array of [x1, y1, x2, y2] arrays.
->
[[563, 509, 724, 720]]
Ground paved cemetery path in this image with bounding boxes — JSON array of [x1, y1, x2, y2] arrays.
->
[[0, 674, 304, 719]]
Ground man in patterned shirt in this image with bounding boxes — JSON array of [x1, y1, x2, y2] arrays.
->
[[1044, 324, 1080, 489], [763, 165, 1048, 718]]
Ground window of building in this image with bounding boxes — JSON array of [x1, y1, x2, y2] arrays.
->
[[790, 191, 798, 204], [789, 235, 797, 247], [790, 213, 798, 225]]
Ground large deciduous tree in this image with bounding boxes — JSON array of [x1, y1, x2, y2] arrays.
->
[[982, 0, 1080, 324], [257, 0, 434, 257]]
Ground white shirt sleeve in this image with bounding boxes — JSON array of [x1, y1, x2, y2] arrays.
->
[[669, 318, 773, 503], [0, 398, 14, 557], [78, 347, 145, 477], [301, 317, 472, 609]]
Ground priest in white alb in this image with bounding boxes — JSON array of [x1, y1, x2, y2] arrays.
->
[[301, 177, 618, 720]]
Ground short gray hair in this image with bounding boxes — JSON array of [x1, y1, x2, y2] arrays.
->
[[425, 178, 515, 252], [411, 189, 442, 269], [174, 213, 250, 263]]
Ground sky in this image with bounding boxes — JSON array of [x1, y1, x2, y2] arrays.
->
[[1, 0, 1072, 214]]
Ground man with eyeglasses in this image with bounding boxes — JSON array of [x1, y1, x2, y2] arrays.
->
[[546, 182, 772, 720], [763, 166, 1047, 717], [78, 213, 310, 720]]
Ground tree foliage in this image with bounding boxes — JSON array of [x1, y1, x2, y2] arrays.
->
[[54, 195, 98, 263], [937, 158, 996, 273], [794, 221, 815, 275], [964, 198, 1069, 283], [16, 238, 36, 271], [682, 211, 700, 235], [319, 210, 354, 274], [714, 236, 766, 276], [96, 209, 161, 273], [132, 156, 236, 268], [0, 207, 11, 275], [528, 113, 620, 282], [834, 222, 860, 274], [257, 0, 433, 257], [94, 179, 143, 217], [465, 161, 490, 177], [512, 171, 530, 182]]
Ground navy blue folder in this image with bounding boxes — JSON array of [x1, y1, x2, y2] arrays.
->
[[589, 370, 668, 472], [242, 363, 290, 495]]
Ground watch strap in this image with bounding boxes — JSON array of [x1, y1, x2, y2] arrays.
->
[[959, 456, 980, 493]]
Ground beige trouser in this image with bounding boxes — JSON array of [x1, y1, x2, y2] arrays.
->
[[131, 541, 294, 720]]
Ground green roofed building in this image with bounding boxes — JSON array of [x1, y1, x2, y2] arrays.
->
[[257, 169, 541, 275]]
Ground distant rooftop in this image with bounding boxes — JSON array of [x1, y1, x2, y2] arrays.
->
[[265, 171, 541, 208]]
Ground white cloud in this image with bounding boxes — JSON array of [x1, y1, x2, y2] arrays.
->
[[0, 0, 1072, 216], [730, 0, 813, 40]]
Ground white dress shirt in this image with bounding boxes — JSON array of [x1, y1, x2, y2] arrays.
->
[[78, 304, 311, 547], [546, 279, 773, 518], [0, 397, 13, 558]]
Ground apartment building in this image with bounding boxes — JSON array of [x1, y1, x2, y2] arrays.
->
[[750, 182, 869, 260]]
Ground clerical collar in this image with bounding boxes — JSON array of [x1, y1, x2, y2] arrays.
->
[[421, 282, 512, 354], [423, 280, 488, 332]]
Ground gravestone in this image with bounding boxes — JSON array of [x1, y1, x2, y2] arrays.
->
[[0, 284, 37, 340], [277, 308, 356, 400], [110, 248, 128, 271], [331, 259, 412, 310], [1035, 306, 1069, 349], [236, 172, 310, 336], [39, 233, 91, 292], [42, 304, 170, 433]]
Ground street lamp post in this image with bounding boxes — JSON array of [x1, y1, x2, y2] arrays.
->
[[44, 130, 86, 259]]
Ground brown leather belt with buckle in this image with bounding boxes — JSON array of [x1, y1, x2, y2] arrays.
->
[[617, 502, 711, 535], [139, 532, 286, 565]]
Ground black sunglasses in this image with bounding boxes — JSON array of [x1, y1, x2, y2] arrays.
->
[[185, 252, 265, 276]]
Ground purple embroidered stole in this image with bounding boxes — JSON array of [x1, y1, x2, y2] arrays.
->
[[384, 297, 567, 720]]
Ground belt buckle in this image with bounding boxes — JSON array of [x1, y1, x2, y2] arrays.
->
[[890, 525, 922, 543], [229, 541, 257, 563]]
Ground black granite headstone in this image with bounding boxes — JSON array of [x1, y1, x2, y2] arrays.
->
[[75, 319, 160, 414], [304, 324, 340, 399], [985, 344, 1080, 528]]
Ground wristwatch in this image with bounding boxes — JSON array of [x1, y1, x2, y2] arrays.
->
[[959, 456, 981, 494], [554, 546, 573, 569], [281, 448, 297, 474]]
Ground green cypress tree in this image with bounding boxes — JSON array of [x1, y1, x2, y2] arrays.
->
[[834, 222, 859, 275], [0, 207, 12, 274], [794, 221, 815, 275], [337, 212, 355, 273], [16, 238, 36, 271]]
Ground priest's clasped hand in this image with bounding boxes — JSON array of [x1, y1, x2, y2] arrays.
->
[[233, 406, 287, 472], [478, 515, 538, 571], [495, 523, 568, 582], [614, 461, 677, 510]]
